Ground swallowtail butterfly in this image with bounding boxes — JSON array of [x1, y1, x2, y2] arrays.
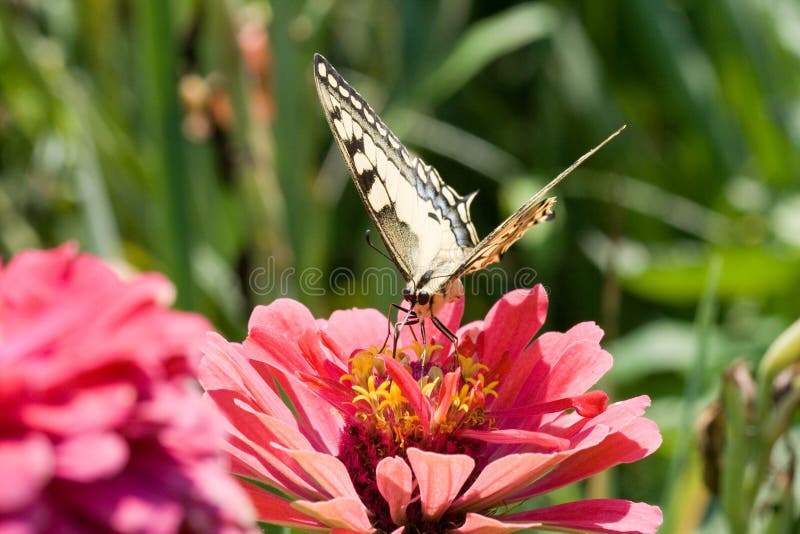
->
[[313, 53, 623, 341]]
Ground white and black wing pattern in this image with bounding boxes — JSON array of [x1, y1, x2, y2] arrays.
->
[[313, 54, 479, 283], [450, 125, 627, 281]]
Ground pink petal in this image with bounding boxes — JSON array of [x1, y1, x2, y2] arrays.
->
[[376, 456, 413, 524], [534, 321, 605, 358], [451, 512, 541, 534], [529, 339, 612, 401], [253, 362, 345, 455], [243, 484, 327, 530], [63, 473, 184, 534], [246, 322, 316, 375], [231, 324, 345, 455], [299, 328, 351, 374], [480, 287, 548, 368], [432, 371, 462, 427], [0, 434, 53, 513], [522, 418, 661, 498], [20, 382, 137, 436], [280, 447, 361, 500], [452, 453, 560, 512], [562, 423, 612, 453], [558, 321, 605, 345], [490, 391, 608, 420], [406, 448, 474, 521], [184, 460, 256, 528], [382, 357, 431, 431], [0, 511, 42, 534], [292, 497, 373, 532], [572, 390, 608, 417], [0, 244, 76, 309], [501, 499, 663, 534], [221, 412, 326, 500], [457, 429, 569, 450], [233, 400, 315, 452], [208, 390, 323, 501], [139, 384, 223, 458], [111, 495, 183, 534], [54, 431, 128, 481], [456, 321, 484, 341], [493, 336, 611, 421], [588, 396, 652, 433], [200, 333, 298, 425], [541, 397, 651, 450], [248, 299, 317, 341], [495, 321, 604, 405], [325, 308, 389, 357]]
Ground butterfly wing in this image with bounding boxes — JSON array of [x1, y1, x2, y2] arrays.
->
[[313, 54, 479, 284], [449, 126, 627, 281], [451, 197, 556, 279]]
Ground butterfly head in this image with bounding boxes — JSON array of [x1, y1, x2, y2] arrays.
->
[[402, 273, 464, 319]]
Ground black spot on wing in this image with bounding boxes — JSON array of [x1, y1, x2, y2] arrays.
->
[[343, 130, 365, 154], [337, 125, 375, 191], [356, 167, 376, 192]]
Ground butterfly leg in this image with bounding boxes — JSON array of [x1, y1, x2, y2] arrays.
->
[[386, 303, 419, 357], [430, 315, 459, 369], [419, 316, 458, 367], [393, 311, 419, 358], [380, 302, 401, 352], [431, 315, 457, 344], [419, 320, 428, 366]]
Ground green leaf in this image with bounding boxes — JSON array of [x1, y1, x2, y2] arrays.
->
[[417, 3, 560, 105], [621, 246, 800, 304]]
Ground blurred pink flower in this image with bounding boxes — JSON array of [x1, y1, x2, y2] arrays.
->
[[0, 244, 255, 533], [200, 285, 662, 533]]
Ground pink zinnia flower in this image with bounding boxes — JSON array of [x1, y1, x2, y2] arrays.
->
[[200, 285, 662, 533], [0, 244, 255, 533]]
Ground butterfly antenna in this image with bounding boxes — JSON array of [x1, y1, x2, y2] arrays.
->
[[365, 230, 395, 265]]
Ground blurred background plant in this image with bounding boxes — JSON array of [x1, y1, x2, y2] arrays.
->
[[1, 0, 798, 532]]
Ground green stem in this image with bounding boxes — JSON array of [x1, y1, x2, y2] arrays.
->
[[135, 0, 194, 308]]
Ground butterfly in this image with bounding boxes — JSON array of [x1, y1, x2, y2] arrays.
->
[[313, 53, 624, 344]]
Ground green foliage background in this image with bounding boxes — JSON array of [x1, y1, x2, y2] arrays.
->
[[1, 1, 799, 532]]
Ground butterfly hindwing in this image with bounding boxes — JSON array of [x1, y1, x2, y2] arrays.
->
[[448, 126, 627, 283], [452, 197, 556, 279], [313, 54, 479, 285]]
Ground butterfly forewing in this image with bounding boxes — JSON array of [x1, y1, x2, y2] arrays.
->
[[313, 54, 479, 286]]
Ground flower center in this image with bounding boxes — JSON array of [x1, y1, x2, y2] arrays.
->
[[338, 342, 497, 531]]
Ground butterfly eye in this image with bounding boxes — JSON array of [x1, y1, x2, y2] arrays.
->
[[417, 291, 430, 306], [402, 288, 412, 301]]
